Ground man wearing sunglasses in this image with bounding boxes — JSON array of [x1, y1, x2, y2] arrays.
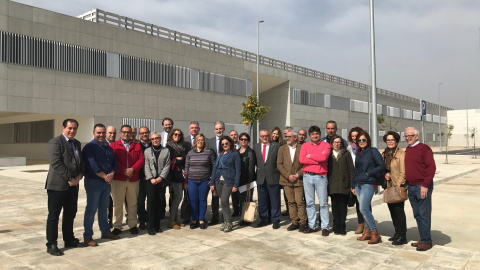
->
[[404, 127, 436, 251]]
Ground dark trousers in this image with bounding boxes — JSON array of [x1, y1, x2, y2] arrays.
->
[[330, 193, 349, 233], [137, 178, 148, 223], [108, 196, 113, 224], [211, 193, 219, 221], [258, 182, 281, 223], [231, 191, 240, 214], [146, 181, 166, 231], [282, 186, 289, 212], [46, 186, 78, 246], [388, 201, 407, 236]]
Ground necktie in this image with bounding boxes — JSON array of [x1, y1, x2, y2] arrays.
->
[[262, 144, 266, 162], [69, 140, 79, 172]]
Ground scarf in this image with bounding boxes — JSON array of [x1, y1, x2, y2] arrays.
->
[[383, 147, 396, 172], [167, 140, 186, 157]]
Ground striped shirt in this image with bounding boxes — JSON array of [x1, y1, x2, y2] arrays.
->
[[185, 149, 216, 181]]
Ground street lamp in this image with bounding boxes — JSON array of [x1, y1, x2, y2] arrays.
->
[[438, 82, 442, 152], [370, 0, 378, 147], [256, 20, 264, 144]]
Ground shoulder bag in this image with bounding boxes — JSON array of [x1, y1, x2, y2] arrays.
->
[[383, 179, 408, 204], [241, 189, 257, 222]]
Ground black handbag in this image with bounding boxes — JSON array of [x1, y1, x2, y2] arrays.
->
[[347, 191, 356, 207], [180, 188, 191, 219]]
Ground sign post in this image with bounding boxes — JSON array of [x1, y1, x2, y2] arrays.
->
[[420, 100, 427, 143]]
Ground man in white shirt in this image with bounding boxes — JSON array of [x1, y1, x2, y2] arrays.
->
[[161, 118, 173, 147], [206, 121, 225, 225], [229, 130, 241, 150]]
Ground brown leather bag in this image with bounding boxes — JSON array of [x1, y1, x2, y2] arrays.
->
[[383, 180, 408, 203]]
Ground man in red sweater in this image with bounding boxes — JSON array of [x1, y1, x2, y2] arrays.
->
[[404, 127, 436, 251], [110, 125, 145, 235]]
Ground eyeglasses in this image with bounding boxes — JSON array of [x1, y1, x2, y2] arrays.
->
[[121, 131, 131, 134], [285, 136, 292, 138], [259, 135, 269, 138], [221, 143, 230, 146], [357, 139, 367, 143], [404, 135, 415, 139], [151, 137, 160, 141], [139, 132, 150, 135], [386, 139, 396, 142], [239, 138, 249, 141], [173, 133, 182, 137], [333, 141, 342, 144]]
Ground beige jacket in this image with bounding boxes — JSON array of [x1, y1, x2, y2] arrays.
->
[[384, 148, 406, 187]]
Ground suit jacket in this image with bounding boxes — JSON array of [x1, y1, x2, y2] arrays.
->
[[254, 142, 280, 185], [277, 144, 303, 187], [45, 134, 84, 191], [207, 136, 221, 159]]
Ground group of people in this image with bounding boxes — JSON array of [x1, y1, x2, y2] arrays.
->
[[44, 118, 436, 257]]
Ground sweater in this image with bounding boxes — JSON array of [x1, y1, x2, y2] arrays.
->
[[405, 143, 436, 188], [185, 149, 216, 181], [299, 141, 330, 176]]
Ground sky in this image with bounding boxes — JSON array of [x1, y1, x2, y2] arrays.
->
[[14, 0, 480, 110]]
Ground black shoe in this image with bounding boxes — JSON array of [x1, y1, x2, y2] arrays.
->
[[256, 220, 269, 228], [281, 210, 289, 216], [321, 229, 329, 237], [239, 221, 251, 226], [130, 227, 138, 234], [208, 219, 219, 226], [272, 222, 280, 229], [183, 219, 190, 225], [392, 236, 408, 245], [64, 238, 86, 248], [109, 220, 113, 228], [388, 234, 400, 242], [199, 223, 208, 229], [148, 229, 156, 235], [112, 228, 122, 235], [287, 224, 299, 231], [139, 222, 146, 230], [303, 227, 316, 234], [47, 244, 64, 256], [155, 227, 163, 233], [190, 221, 199, 229], [299, 224, 307, 233], [232, 211, 240, 217]]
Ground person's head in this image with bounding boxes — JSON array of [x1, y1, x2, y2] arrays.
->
[[214, 121, 225, 137], [93, 123, 106, 144], [330, 135, 345, 151], [259, 129, 270, 144], [383, 131, 400, 149], [189, 121, 200, 137], [168, 128, 184, 144], [219, 136, 234, 152], [130, 127, 137, 141], [150, 132, 161, 147], [270, 127, 283, 145], [326, 120, 337, 138], [308, 125, 321, 144], [162, 118, 174, 132], [348, 127, 364, 144], [194, 134, 207, 151], [357, 131, 372, 150], [285, 130, 297, 147], [62, 119, 79, 140], [139, 126, 150, 143], [298, 128, 307, 144], [229, 130, 239, 143], [106, 126, 116, 143], [239, 132, 250, 148], [120, 125, 132, 143], [404, 127, 419, 146], [283, 126, 293, 138]]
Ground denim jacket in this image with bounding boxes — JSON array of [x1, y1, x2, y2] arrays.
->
[[352, 147, 385, 186], [210, 151, 241, 188]]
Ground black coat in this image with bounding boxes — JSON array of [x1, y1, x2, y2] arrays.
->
[[239, 146, 257, 186], [327, 148, 354, 195]]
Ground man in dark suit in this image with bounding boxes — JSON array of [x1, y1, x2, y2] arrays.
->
[[185, 121, 200, 152], [254, 129, 281, 229], [45, 119, 85, 256], [206, 121, 225, 225]]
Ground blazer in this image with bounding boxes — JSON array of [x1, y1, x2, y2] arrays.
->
[[45, 134, 85, 191], [277, 144, 303, 187], [239, 146, 257, 186], [144, 147, 171, 182], [206, 136, 221, 158], [382, 147, 406, 187], [210, 151, 241, 188], [352, 147, 385, 186], [327, 148, 354, 195], [254, 142, 280, 185]]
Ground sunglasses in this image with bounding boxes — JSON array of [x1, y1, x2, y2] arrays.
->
[[173, 133, 182, 137], [239, 138, 249, 141], [357, 139, 367, 143], [221, 143, 230, 146]]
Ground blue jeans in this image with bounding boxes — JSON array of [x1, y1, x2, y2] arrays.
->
[[408, 184, 433, 244], [303, 174, 329, 230], [83, 178, 111, 239], [355, 183, 377, 232], [188, 179, 210, 222]]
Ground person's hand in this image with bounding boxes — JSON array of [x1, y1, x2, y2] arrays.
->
[[385, 173, 391, 180], [176, 157, 183, 160], [184, 182, 188, 189], [232, 187, 238, 193], [210, 186, 215, 191], [306, 154, 311, 158], [420, 186, 428, 199], [351, 188, 356, 196], [124, 168, 134, 178], [68, 179, 76, 186], [288, 174, 298, 182], [246, 183, 250, 190], [151, 179, 157, 185]]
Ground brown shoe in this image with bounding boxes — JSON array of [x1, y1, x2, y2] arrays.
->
[[321, 229, 329, 237], [357, 228, 371, 241], [168, 222, 180, 230], [101, 233, 120, 240], [368, 230, 382, 244], [355, 223, 365, 234], [416, 241, 433, 251], [411, 241, 421, 247], [84, 238, 98, 247], [176, 222, 185, 227]]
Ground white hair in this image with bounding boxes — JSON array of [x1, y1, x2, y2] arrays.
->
[[405, 127, 419, 135]]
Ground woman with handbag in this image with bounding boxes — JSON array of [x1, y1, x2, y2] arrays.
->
[[210, 136, 241, 232], [237, 132, 257, 226], [185, 134, 216, 229], [351, 131, 385, 244], [166, 128, 187, 230], [144, 132, 171, 235], [382, 131, 408, 245], [327, 135, 354, 235]]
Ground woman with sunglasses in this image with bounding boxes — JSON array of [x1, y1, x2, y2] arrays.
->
[[210, 136, 241, 232], [144, 132, 171, 235], [351, 131, 385, 244], [185, 134, 216, 229], [166, 128, 187, 230], [237, 132, 257, 226], [382, 131, 407, 245]]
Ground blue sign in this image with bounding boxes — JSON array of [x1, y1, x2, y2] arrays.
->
[[420, 100, 427, 116]]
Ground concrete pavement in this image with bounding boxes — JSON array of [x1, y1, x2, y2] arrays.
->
[[0, 153, 479, 269]]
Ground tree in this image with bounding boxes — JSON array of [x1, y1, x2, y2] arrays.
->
[[445, 124, 454, 164], [240, 94, 270, 139], [470, 126, 478, 159], [377, 113, 399, 131]]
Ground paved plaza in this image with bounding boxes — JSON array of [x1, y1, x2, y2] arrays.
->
[[0, 152, 479, 269]]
